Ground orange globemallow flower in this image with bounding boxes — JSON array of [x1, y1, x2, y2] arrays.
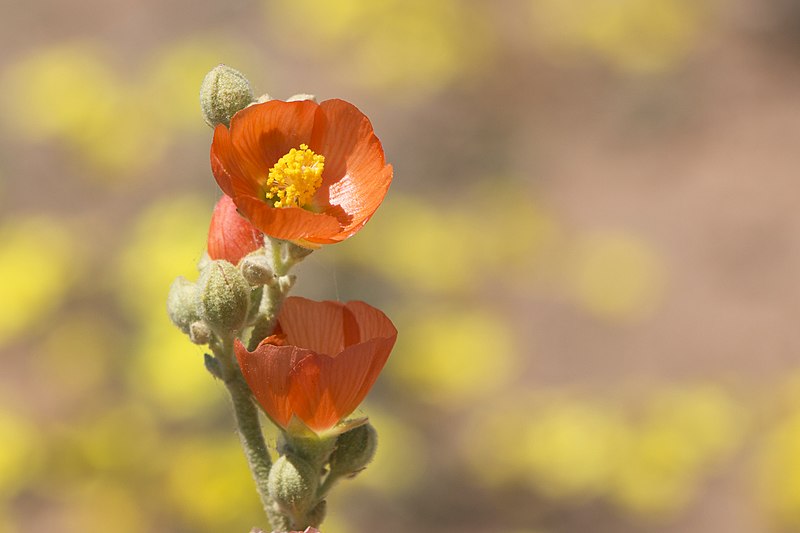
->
[[210, 99, 392, 246], [207, 194, 263, 264], [235, 297, 397, 434]]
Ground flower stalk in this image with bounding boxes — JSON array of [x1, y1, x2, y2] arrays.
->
[[166, 65, 396, 532]]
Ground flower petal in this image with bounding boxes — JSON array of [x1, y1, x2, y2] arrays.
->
[[287, 338, 387, 433], [235, 340, 316, 429], [207, 195, 263, 264], [276, 297, 361, 355], [308, 99, 393, 243], [345, 300, 398, 342], [229, 100, 319, 188], [233, 195, 340, 241]]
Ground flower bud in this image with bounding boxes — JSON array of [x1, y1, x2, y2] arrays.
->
[[197, 260, 251, 336], [166, 277, 199, 334], [240, 254, 275, 286], [267, 454, 319, 518], [189, 320, 212, 345], [199, 64, 254, 128], [328, 422, 377, 477]]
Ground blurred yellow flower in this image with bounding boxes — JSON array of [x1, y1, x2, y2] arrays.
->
[[530, 0, 708, 73], [758, 381, 800, 528], [1, 39, 251, 178], [389, 309, 518, 405], [265, 0, 491, 93], [565, 230, 665, 321], [165, 438, 262, 532], [0, 410, 42, 497], [0, 217, 77, 345], [610, 385, 744, 516], [338, 195, 476, 292], [523, 400, 630, 499]]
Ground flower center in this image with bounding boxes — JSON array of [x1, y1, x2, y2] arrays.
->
[[265, 144, 325, 208]]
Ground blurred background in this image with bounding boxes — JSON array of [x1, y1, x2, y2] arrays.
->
[[1, 0, 800, 531]]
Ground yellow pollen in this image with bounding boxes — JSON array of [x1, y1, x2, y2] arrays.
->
[[265, 144, 325, 208]]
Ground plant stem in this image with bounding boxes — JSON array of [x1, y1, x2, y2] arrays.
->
[[215, 337, 289, 531]]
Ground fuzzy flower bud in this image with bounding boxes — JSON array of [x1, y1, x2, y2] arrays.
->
[[200, 64, 254, 128], [240, 254, 275, 286], [188, 320, 212, 345], [267, 454, 319, 518], [328, 423, 378, 477], [166, 277, 200, 334], [197, 260, 250, 336]]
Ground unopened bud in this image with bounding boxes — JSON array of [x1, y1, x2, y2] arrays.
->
[[199, 65, 254, 128], [267, 454, 319, 518], [329, 422, 378, 477], [189, 320, 212, 345], [286, 93, 317, 103], [167, 277, 199, 334], [197, 260, 250, 336], [240, 254, 275, 286]]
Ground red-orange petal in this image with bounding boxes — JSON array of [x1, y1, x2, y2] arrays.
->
[[233, 195, 341, 242], [287, 339, 386, 433], [308, 100, 393, 243], [235, 297, 397, 433], [207, 195, 263, 264], [235, 340, 317, 429]]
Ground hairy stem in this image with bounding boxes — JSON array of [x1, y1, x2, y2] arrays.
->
[[215, 337, 288, 531]]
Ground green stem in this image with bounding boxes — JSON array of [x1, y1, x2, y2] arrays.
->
[[214, 337, 289, 531]]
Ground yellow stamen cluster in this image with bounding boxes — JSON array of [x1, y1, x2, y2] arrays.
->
[[265, 144, 325, 208]]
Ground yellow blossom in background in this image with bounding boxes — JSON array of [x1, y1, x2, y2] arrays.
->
[[388, 310, 518, 406], [565, 230, 665, 321], [339, 195, 477, 292], [265, 0, 491, 93], [338, 191, 560, 294], [0, 410, 42, 497], [610, 385, 744, 516], [0, 217, 77, 345], [55, 405, 159, 478], [1, 39, 251, 178], [165, 438, 262, 533], [523, 400, 630, 499], [757, 377, 800, 529], [464, 386, 743, 519], [464, 395, 628, 498], [0, 44, 161, 177], [529, 0, 708, 73]]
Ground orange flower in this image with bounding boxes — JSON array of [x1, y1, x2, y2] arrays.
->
[[210, 99, 392, 246], [235, 297, 397, 434], [207, 194, 264, 264]]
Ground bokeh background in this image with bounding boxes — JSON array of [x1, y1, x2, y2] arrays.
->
[[1, 0, 800, 531]]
